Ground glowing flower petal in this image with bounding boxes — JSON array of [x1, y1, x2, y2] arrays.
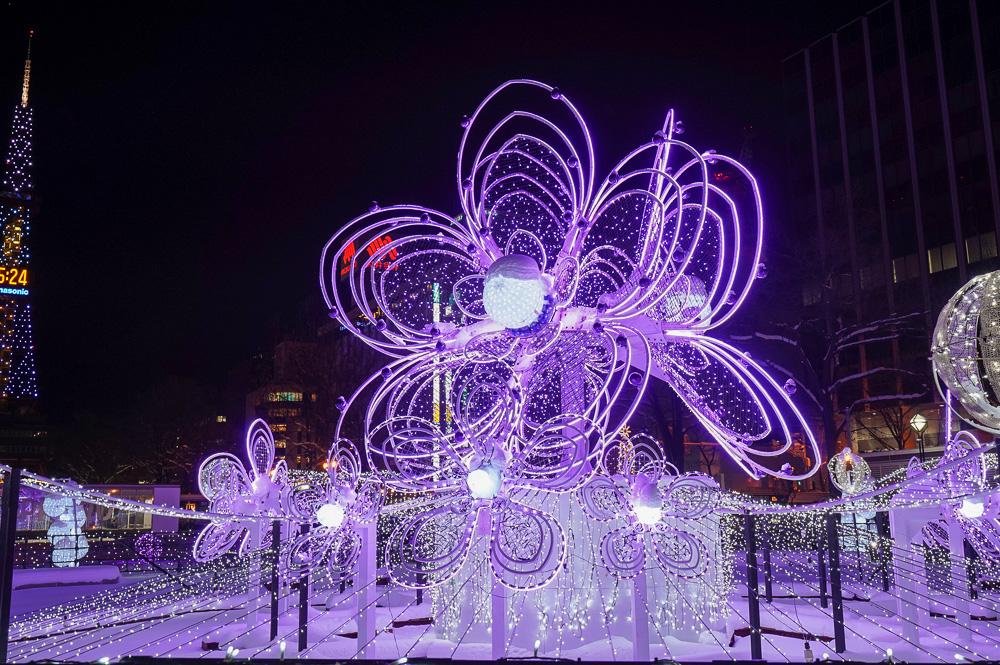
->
[[490, 499, 565, 590], [600, 524, 646, 579], [385, 501, 477, 589]]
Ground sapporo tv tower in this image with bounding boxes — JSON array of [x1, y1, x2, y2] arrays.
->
[[0, 32, 39, 413]]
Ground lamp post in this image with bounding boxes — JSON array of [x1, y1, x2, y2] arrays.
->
[[910, 412, 928, 464]]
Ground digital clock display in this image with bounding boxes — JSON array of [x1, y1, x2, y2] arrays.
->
[[0, 267, 28, 286]]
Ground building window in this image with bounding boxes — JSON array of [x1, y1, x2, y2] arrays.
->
[[267, 392, 303, 402], [215, 415, 226, 423], [927, 243, 957, 274], [966, 231, 997, 264], [892, 253, 921, 282], [267, 407, 302, 418]]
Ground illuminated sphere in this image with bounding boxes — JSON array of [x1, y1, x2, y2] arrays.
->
[[960, 497, 985, 519], [631, 480, 663, 525], [482, 255, 547, 329], [316, 502, 346, 528], [466, 464, 502, 499], [827, 448, 872, 495], [932, 271, 1000, 432]]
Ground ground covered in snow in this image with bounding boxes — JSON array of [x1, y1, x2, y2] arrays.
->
[[9, 553, 1000, 663]]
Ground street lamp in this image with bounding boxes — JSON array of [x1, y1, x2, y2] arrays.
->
[[910, 412, 928, 464]]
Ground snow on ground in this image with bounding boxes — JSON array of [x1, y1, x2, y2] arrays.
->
[[13, 565, 121, 590], [8, 561, 1000, 662]]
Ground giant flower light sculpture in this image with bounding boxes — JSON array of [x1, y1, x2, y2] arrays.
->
[[577, 432, 720, 579], [322, 80, 819, 483], [193, 419, 290, 562], [320, 80, 820, 587], [283, 438, 384, 580]]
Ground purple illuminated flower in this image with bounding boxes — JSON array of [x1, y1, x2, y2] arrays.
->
[[193, 419, 290, 562], [321, 80, 820, 483], [379, 412, 599, 590], [283, 439, 383, 580], [319, 80, 821, 588], [578, 433, 719, 578]]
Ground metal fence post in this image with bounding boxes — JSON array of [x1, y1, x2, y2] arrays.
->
[[761, 525, 773, 604], [875, 510, 891, 592], [298, 523, 309, 652], [0, 468, 22, 663], [743, 510, 762, 660], [818, 518, 829, 609], [826, 514, 846, 653], [631, 566, 651, 660], [270, 520, 280, 641]]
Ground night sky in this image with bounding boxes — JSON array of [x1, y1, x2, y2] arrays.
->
[[2, 1, 878, 422]]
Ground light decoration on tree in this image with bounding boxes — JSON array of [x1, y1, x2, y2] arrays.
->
[[283, 438, 383, 580], [192, 419, 290, 562], [577, 433, 720, 579]]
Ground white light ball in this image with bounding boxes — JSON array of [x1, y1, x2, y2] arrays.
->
[[316, 502, 346, 528], [631, 481, 662, 525], [467, 465, 502, 499], [482, 255, 547, 328], [960, 497, 985, 519]]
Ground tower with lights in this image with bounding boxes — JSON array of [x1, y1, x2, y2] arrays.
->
[[0, 33, 39, 411]]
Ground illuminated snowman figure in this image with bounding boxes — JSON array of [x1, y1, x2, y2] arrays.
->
[[43, 490, 89, 567]]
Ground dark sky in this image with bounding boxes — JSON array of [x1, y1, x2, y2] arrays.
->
[[2, 1, 878, 420]]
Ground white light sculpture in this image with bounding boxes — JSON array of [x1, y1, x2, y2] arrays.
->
[[932, 270, 1000, 432], [43, 490, 88, 567]]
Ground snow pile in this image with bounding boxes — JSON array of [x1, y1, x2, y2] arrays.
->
[[13, 565, 121, 589]]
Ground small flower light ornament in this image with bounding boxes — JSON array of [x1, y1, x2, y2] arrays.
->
[[321, 79, 820, 485], [283, 438, 383, 580], [578, 433, 720, 578], [193, 419, 290, 562], [378, 409, 600, 591]]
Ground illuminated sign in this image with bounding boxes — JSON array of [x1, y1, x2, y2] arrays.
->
[[0, 267, 28, 286], [339, 236, 398, 279]]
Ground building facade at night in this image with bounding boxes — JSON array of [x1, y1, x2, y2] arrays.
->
[[782, 0, 1000, 457]]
